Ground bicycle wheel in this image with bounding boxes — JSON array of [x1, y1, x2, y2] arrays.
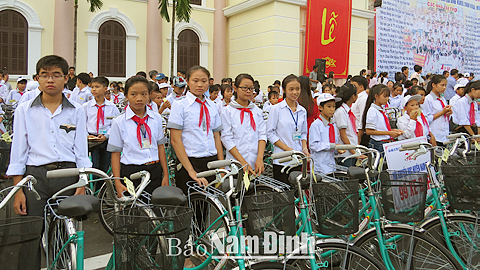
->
[[422, 213, 480, 268], [98, 183, 118, 235], [288, 241, 386, 270], [47, 217, 77, 270], [251, 261, 298, 269], [188, 192, 231, 268], [354, 226, 463, 269]]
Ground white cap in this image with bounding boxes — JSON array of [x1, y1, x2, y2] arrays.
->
[[16, 77, 27, 83], [400, 94, 422, 109], [157, 82, 170, 89], [464, 73, 470, 78], [454, 80, 468, 92], [316, 93, 341, 106]]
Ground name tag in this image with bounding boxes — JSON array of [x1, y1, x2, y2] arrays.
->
[[141, 138, 152, 149], [99, 128, 107, 135], [292, 132, 301, 141]]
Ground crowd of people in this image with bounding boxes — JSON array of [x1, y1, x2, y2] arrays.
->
[[1, 54, 479, 268]]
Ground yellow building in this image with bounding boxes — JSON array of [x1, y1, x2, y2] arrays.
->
[[0, 0, 375, 89]]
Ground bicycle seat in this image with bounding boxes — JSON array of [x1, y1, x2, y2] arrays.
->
[[347, 167, 378, 181], [57, 195, 100, 220], [151, 186, 187, 206], [288, 171, 321, 188]]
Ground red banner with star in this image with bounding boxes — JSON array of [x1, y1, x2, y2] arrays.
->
[[303, 0, 352, 79]]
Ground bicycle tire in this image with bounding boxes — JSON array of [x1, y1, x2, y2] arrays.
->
[[421, 213, 480, 268], [47, 217, 77, 270], [288, 241, 386, 270], [251, 261, 298, 269], [188, 192, 231, 268], [98, 183, 118, 235], [354, 226, 463, 269]]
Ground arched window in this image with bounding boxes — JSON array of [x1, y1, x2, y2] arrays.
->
[[98, 20, 126, 77], [0, 10, 28, 75], [190, 0, 202, 5], [177, 29, 199, 73]]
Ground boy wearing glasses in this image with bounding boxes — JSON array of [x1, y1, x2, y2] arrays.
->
[[6, 55, 91, 269]]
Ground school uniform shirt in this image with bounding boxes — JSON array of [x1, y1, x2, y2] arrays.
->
[[166, 92, 184, 107], [216, 99, 230, 115], [6, 93, 92, 176], [453, 95, 479, 126], [397, 113, 430, 140], [83, 99, 120, 136], [266, 100, 308, 165], [69, 86, 93, 105], [255, 91, 264, 103], [333, 103, 358, 157], [351, 90, 368, 130], [110, 92, 125, 104], [18, 88, 40, 105], [220, 101, 266, 167], [6, 89, 25, 105], [263, 101, 272, 112], [309, 115, 339, 175], [167, 91, 222, 158], [26, 80, 39, 91], [0, 82, 9, 102], [62, 88, 73, 99], [388, 95, 402, 108], [147, 101, 158, 113], [449, 94, 461, 107], [107, 106, 166, 165], [423, 93, 450, 143], [365, 104, 391, 141]]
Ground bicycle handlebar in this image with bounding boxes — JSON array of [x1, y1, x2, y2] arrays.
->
[[46, 168, 80, 178], [278, 156, 293, 163], [0, 175, 39, 210], [207, 159, 238, 169], [335, 144, 357, 151], [196, 170, 218, 178], [446, 133, 469, 140], [271, 150, 295, 160], [130, 171, 143, 180]]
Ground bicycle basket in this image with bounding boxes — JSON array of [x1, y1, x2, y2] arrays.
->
[[312, 180, 359, 235], [380, 171, 427, 222], [0, 140, 11, 176], [113, 205, 192, 270], [443, 155, 480, 210], [243, 190, 295, 254], [0, 216, 43, 269]]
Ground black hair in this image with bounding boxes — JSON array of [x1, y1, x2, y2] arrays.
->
[[414, 65, 422, 73], [226, 78, 233, 84], [347, 75, 352, 81], [335, 83, 357, 109], [186, 66, 210, 81], [0, 70, 3, 77], [136, 71, 147, 78], [268, 90, 279, 99], [404, 80, 414, 89], [209, 84, 220, 93], [221, 78, 228, 83], [380, 72, 387, 84], [406, 85, 425, 96], [209, 78, 214, 81], [426, 75, 446, 94], [77, 72, 91, 85], [323, 83, 333, 93], [125, 75, 151, 95], [91, 76, 109, 88], [69, 66, 75, 70], [148, 70, 158, 80], [464, 81, 480, 94], [450, 69, 459, 76], [393, 83, 403, 91], [371, 71, 377, 77], [350, 75, 368, 90], [273, 80, 281, 85], [36, 55, 69, 75], [443, 70, 450, 76], [149, 81, 159, 93], [360, 69, 367, 75], [298, 75, 316, 117], [281, 74, 300, 94], [394, 72, 404, 84], [177, 69, 186, 76], [328, 71, 334, 78], [362, 84, 390, 131], [411, 78, 419, 82], [220, 83, 233, 97], [234, 73, 254, 88], [401, 66, 409, 72], [313, 64, 318, 70]]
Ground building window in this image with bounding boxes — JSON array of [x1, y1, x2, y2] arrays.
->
[[0, 10, 28, 75], [98, 20, 126, 77], [190, 0, 202, 5], [177, 29, 199, 73]]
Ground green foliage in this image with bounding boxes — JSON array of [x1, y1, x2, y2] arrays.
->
[[86, 0, 103, 12], [158, 0, 192, 23]]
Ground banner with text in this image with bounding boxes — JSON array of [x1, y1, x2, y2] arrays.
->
[[375, 0, 480, 77], [303, 0, 352, 78]]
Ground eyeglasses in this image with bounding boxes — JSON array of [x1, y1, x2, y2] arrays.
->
[[238, 86, 254, 92], [38, 74, 65, 80]]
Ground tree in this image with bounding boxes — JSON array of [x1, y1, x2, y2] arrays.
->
[[158, 0, 192, 78], [73, 0, 103, 68]]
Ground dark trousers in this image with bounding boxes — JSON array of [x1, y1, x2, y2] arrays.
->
[[90, 140, 111, 190], [455, 126, 478, 135], [175, 156, 218, 195], [23, 162, 78, 270], [369, 139, 388, 156], [273, 164, 301, 187], [120, 162, 164, 196]]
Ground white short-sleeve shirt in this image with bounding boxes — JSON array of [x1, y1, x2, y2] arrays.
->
[[365, 104, 391, 141]]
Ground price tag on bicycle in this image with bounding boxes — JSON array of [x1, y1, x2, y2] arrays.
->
[[124, 177, 136, 197], [442, 148, 450, 162], [243, 171, 251, 191], [475, 141, 480, 151], [1, 132, 12, 143]]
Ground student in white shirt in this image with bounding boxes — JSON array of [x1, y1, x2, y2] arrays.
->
[[147, 81, 159, 112], [217, 84, 233, 114], [388, 83, 403, 108], [167, 66, 223, 194], [363, 84, 404, 154], [310, 94, 344, 175], [84, 77, 120, 178], [107, 76, 169, 197], [423, 75, 452, 146], [208, 84, 220, 103], [6, 55, 91, 269], [110, 83, 125, 104], [333, 83, 366, 167], [263, 91, 279, 113], [452, 81, 480, 136], [397, 95, 436, 144], [449, 82, 467, 107], [6, 77, 27, 105], [350, 75, 369, 145], [401, 85, 427, 110], [165, 76, 187, 108], [69, 72, 93, 105], [221, 73, 267, 176], [266, 74, 309, 185]]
